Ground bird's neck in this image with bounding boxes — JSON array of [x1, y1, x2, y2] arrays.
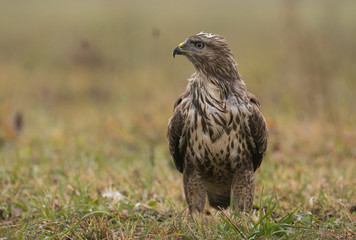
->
[[194, 63, 242, 87], [192, 55, 241, 83], [190, 66, 247, 101], [190, 73, 229, 101]]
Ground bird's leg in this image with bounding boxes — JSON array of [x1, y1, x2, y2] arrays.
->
[[183, 168, 207, 214], [231, 166, 255, 212]]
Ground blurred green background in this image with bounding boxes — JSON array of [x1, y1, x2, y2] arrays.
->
[[0, 1, 355, 237], [1, 0, 356, 173], [1, 0, 355, 171], [1, 0, 355, 125]]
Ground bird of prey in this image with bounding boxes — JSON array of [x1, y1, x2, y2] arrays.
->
[[167, 32, 268, 213]]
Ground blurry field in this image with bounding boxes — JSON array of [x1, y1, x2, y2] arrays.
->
[[0, 0, 355, 239]]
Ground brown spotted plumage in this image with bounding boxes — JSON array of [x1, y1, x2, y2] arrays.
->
[[168, 32, 268, 213]]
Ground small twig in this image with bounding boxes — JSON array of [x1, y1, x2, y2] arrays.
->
[[0, 223, 22, 229], [165, 207, 187, 232], [218, 207, 247, 240]]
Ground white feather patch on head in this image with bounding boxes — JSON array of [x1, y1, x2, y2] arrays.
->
[[197, 32, 216, 38]]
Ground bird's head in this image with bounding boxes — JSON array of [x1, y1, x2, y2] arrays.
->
[[173, 32, 239, 80]]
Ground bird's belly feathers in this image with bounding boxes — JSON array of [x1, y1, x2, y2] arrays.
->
[[185, 106, 251, 181]]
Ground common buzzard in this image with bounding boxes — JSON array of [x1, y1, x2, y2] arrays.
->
[[167, 32, 268, 213]]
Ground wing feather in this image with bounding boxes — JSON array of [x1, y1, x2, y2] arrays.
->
[[246, 92, 268, 171], [167, 95, 188, 173]]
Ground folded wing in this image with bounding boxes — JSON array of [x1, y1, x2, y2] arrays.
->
[[246, 93, 268, 171], [167, 95, 187, 173]]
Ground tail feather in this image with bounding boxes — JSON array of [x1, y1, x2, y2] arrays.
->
[[207, 189, 231, 209]]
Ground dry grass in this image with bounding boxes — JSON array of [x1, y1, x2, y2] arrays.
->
[[0, 0, 355, 239]]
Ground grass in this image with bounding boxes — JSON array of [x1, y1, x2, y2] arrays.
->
[[0, 0, 356, 239]]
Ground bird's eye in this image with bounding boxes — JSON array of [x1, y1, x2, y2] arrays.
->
[[195, 42, 204, 49]]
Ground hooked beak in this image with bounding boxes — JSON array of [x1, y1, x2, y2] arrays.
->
[[173, 46, 183, 58], [173, 42, 185, 58]]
